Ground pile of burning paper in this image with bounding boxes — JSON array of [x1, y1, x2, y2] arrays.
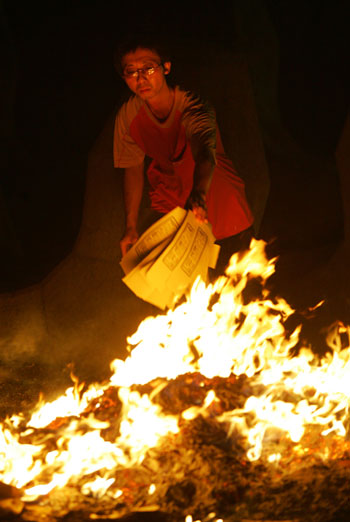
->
[[120, 207, 220, 309], [1, 240, 350, 521]]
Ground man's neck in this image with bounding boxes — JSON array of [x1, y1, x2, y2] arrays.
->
[[146, 86, 174, 121]]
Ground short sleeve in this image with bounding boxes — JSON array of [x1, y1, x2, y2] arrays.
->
[[113, 99, 145, 168], [181, 92, 217, 166]]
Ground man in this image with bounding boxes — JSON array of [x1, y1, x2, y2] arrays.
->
[[113, 36, 254, 274]]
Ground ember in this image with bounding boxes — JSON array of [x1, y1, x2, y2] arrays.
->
[[1, 240, 350, 522]]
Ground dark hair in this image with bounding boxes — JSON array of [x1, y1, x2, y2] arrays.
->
[[114, 33, 172, 75]]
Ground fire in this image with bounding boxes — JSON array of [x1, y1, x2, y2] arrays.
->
[[1, 239, 350, 520]]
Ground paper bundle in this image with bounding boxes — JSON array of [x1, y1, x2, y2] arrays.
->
[[120, 207, 220, 310]]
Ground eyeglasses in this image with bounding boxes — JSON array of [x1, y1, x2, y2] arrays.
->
[[123, 64, 162, 80]]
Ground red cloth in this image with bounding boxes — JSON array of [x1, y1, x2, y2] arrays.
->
[[114, 87, 253, 239]]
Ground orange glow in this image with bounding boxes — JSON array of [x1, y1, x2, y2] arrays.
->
[[0, 239, 349, 513]]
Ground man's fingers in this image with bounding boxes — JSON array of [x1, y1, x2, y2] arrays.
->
[[192, 205, 208, 223], [121, 242, 131, 256], [120, 234, 138, 256]]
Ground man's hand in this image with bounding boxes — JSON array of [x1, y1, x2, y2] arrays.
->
[[191, 203, 208, 223], [185, 189, 208, 223], [120, 226, 139, 257]]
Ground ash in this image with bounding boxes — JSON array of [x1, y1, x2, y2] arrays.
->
[[1, 373, 350, 522]]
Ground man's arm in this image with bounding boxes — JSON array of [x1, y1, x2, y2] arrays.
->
[[181, 92, 217, 223], [186, 157, 215, 223], [120, 162, 144, 256]]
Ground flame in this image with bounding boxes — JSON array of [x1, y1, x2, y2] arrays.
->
[[0, 239, 350, 513]]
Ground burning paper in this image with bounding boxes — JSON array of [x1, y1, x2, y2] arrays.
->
[[1, 240, 350, 522]]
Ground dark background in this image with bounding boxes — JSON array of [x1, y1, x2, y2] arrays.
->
[[1, 0, 350, 291]]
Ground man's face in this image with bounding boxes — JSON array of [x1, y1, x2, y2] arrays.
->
[[121, 47, 171, 101]]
